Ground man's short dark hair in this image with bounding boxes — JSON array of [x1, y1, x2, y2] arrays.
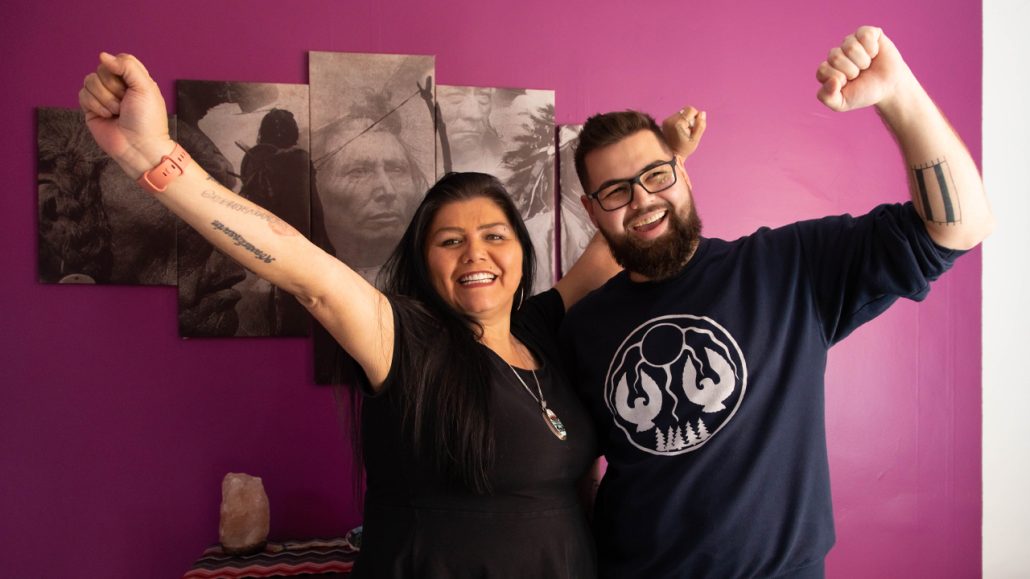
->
[[574, 110, 671, 194]]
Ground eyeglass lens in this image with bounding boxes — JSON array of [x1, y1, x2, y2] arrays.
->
[[594, 160, 677, 211]]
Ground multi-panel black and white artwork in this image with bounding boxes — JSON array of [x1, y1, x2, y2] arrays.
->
[[36, 51, 602, 384]]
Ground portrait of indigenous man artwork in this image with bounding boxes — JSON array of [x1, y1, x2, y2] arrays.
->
[[37, 107, 178, 286], [436, 86, 556, 295], [308, 51, 436, 384], [176, 80, 312, 337], [557, 124, 595, 276]]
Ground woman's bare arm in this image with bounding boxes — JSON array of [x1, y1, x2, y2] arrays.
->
[[79, 52, 394, 388]]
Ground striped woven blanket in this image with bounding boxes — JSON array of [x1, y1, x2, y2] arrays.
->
[[183, 532, 360, 578]]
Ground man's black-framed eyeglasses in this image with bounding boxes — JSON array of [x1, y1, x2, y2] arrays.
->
[[587, 158, 678, 211]]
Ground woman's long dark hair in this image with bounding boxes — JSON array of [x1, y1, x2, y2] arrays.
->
[[378, 172, 536, 493]]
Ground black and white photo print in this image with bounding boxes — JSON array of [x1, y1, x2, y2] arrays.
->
[[436, 86, 555, 294], [557, 124, 595, 275], [176, 81, 311, 337], [309, 52, 435, 286], [309, 52, 435, 384], [37, 107, 177, 286]]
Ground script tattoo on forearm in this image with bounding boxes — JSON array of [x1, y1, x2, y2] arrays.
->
[[201, 190, 301, 236], [912, 158, 961, 225], [211, 220, 277, 264]]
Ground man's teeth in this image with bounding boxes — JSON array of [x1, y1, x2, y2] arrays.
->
[[632, 210, 667, 229], [459, 272, 497, 284]]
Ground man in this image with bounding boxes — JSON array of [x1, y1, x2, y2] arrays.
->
[[239, 108, 312, 336], [560, 26, 992, 578], [175, 121, 249, 336], [312, 113, 429, 285], [310, 110, 430, 384], [437, 85, 503, 173]]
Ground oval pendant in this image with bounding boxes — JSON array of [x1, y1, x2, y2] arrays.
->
[[543, 408, 568, 441]]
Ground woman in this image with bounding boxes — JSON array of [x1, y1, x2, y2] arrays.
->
[[79, 52, 705, 578], [357, 171, 605, 576]]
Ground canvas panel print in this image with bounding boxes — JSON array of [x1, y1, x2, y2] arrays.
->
[[309, 51, 435, 286], [309, 52, 435, 384], [37, 107, 178, 286], [175, 81, 311, 337], [436, 86, 556, 295], [558, 124, 596, 276]]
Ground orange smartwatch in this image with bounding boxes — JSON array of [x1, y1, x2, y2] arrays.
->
[[136, 142, 191, 193]]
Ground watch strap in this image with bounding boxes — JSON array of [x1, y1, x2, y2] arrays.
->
[[136, 143, 191, 193]]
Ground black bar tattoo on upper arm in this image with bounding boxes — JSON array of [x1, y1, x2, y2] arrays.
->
[[912, 158, 961, 225]]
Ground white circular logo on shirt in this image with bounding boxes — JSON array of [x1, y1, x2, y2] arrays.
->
[[604, 315, 747, 456]]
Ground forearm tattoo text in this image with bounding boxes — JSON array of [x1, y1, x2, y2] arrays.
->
[[201, 190, 300, 236], [211, 220, 276, 264]]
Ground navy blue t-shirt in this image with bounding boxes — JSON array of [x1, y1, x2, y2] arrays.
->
[[560, 203, 963, 578]]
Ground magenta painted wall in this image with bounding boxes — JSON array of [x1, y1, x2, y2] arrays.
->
[[1, 0, 981, 576]]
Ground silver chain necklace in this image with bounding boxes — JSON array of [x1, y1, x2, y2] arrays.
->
[[504, 361, 568, 441]]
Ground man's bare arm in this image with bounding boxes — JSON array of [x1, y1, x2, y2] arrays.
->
[[817, 26, 993, 249]]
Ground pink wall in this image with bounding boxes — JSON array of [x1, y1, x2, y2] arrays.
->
[[1, 0, 981, 576]]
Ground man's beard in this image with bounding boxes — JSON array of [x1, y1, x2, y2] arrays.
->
[[601, 203, 702, 282]]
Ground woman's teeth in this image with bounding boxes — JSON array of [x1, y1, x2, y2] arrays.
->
[[459, 272, 497, 285]]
